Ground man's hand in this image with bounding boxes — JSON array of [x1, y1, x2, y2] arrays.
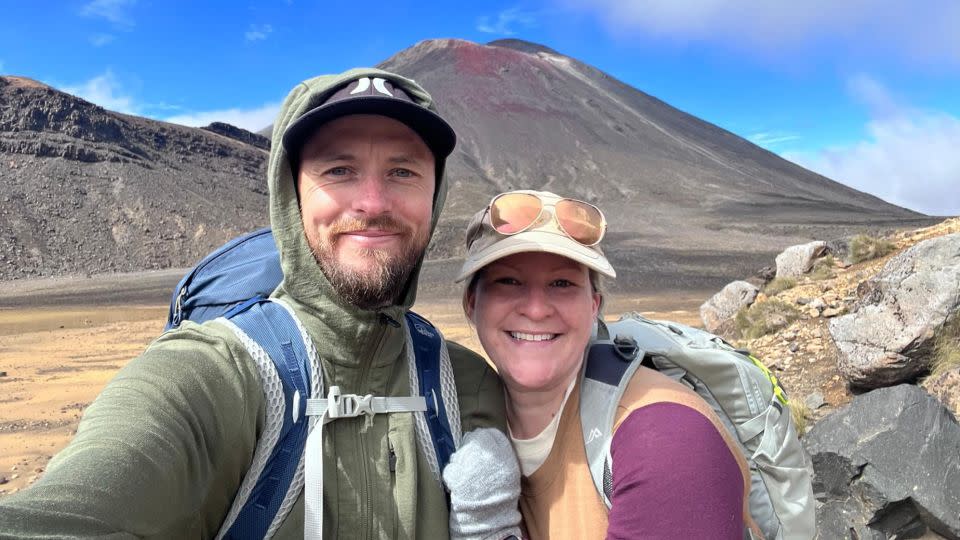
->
[[442, 428, 523, 540]]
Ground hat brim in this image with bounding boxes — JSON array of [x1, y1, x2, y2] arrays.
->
[[455, 231, 617, 282], [282, 96, 456, 159]]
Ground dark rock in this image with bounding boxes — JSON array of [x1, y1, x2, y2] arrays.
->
[[804, 385, 960, 539], [756, 266, 776, 284], [829, 234, 960, 388], [804, 391, 825, 410], [826, 237, 852, 264]]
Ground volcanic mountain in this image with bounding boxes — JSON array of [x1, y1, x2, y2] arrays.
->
[[0, 39, 936, 295]]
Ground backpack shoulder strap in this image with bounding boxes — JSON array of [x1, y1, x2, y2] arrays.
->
[[215, 298, 316, 540], [405, 310, 461, 479], [580, 334, 644, 508]]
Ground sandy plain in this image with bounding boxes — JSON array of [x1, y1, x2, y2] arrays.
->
[[0, 279, 706, 497]]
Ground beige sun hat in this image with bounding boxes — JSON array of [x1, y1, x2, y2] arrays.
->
[[455, 190, 617, 282]]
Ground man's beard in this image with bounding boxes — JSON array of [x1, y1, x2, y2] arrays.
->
[[308, 215, 429, 311]]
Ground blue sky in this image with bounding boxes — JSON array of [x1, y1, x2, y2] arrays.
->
[[2, 0, 958, 216]]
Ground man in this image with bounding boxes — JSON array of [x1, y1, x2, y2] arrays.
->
[[0, 69, 519, 539]]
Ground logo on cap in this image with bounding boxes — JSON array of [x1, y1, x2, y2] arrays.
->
[[349, 77, 394, 97]]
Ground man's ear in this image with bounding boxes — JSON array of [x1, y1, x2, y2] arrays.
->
[[591, 291, 601, 319]]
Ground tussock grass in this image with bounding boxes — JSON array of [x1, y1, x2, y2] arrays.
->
[[789, 401, 811, 438], [808, 255, 835, 281], [735, 299, 801, 340], [931, 315, 960, 378], [849, 235, 896, 263], [763, 277, 797, 296]]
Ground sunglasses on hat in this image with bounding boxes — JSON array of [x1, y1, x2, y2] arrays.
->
[[486, 191, 607, 247]]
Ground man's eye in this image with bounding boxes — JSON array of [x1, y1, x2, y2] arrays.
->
[[391, 168, 414, 178]]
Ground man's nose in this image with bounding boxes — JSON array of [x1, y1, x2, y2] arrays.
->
[[352, 175, 391, 215]]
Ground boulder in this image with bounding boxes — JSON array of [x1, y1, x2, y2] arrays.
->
[[775, 241, 828, 278], [804, 385, 960, 539], [699, 280, 759, 335], [829, 234, 960, 388], [924, 367, 960, 420]]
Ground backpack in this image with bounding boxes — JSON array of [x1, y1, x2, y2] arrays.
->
[[165, 227, 461, 539], [581, 312, 815, 540]]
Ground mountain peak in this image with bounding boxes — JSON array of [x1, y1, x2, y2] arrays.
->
[[487, 39, 562, 57]]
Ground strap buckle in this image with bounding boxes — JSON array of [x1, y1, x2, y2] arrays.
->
[[326, 386, 374, 419]]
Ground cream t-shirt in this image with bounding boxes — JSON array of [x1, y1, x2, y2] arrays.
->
[[509, 377, 577, 476]]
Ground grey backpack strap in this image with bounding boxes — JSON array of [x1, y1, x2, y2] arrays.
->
[[579, 336, 644, 508]]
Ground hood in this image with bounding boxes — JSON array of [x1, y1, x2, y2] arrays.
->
[[267, 68, 449, 322]]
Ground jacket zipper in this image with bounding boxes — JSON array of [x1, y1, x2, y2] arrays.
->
[[388, 440, 397, 473], [357, 313, 394, 540]]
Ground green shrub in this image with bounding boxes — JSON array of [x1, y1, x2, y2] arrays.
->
[[763, 277, 797, 296], [849, 235, 896, 263], [931, 315, 960, 378], [735, 299, 801, 340], [808, 255, 835, 281]]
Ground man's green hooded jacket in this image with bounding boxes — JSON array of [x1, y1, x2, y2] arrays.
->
[[0, 69, 506, 539]]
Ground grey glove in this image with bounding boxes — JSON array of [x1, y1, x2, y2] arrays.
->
[[442, 427, 523, 540]]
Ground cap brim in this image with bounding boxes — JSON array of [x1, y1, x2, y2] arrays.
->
[[282, 96, 456, 159], [455, 231, 617, 282]]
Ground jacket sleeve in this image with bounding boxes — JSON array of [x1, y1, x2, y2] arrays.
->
[[445, 341, 507, 435], [605, 402, 746, 540], [0, 322, 264, 538]]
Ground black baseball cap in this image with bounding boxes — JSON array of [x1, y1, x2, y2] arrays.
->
[[282, 76, 456, 160]]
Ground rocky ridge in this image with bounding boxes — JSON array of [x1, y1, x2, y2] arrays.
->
[[700, 217, 960, 538], [0, 76, 270, 280], [2, 39, 937, 290]]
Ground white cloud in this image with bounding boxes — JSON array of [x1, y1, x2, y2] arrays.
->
[[560, 0, 960, 66], [62, 70, 138, 114], [81, 0, 136, 28], [90, 33, 115, 47], [477, 7, 537, 35], [784, 77, 960, 217], [245, 24, 273, 42], [165, 102, 282, 132]]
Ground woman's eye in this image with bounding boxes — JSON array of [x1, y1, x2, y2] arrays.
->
[[493, 277, 520, 286], [552, 279, 574, 288], [326, 166, 350, 176]]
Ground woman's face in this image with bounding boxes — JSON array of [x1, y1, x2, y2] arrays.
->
[[466, 251, 601, 394]]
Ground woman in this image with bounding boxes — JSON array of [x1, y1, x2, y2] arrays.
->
[[457, 190, 760, 539]]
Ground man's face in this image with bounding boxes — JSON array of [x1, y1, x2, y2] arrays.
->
[[297, 114, 436, 310]]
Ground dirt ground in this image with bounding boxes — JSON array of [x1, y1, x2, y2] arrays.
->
[[0, 290, 705, 497]]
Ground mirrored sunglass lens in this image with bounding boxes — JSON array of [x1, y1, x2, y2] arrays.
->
[[491, 193, 542, 234], [556, 200, 603, 245]]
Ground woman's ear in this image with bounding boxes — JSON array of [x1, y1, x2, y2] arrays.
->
[[464, 287, 477, 321]]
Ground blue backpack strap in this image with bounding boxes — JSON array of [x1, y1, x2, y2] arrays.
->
[[405, 311, 457, 472], [218, 299, 312, 539]]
